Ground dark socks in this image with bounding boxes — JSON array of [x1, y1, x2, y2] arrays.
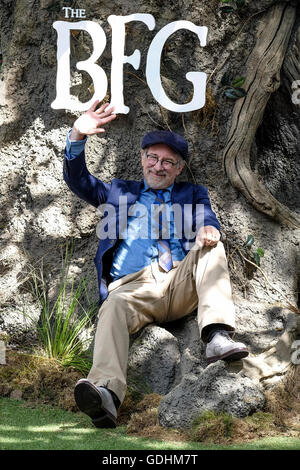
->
[[202, 324, 232, 343], [108, 389, 121, 409]]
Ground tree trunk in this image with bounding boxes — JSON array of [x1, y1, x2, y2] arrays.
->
[[223, 3, 300, 229]]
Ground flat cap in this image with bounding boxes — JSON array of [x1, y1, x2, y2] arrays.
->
[[141, 130, 189, 161]]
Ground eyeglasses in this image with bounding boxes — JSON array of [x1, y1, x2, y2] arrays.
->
[[145, 153, 179, 170]]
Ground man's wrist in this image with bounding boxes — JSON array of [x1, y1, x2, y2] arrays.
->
[[70, 127, 86, 141], [66, 129, 87, 158]]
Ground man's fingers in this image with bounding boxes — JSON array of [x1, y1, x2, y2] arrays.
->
[[206, 233, 218, 242], [89, 99, 100, 112], [85, 112, 116, 135], [99, 113, 117, 125], [95, 102, 114, 115], [75, 101, 116, 135], [204, 231, 219, 245], [196, 226, 220, 247], [195, 238, 204, 249], [89, 100, 112, 115]]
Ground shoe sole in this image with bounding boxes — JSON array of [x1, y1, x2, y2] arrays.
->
[[74, 380, 117, 428], [207, 348, 249, 364]]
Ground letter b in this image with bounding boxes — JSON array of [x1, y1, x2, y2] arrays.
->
[[51, 21, 107, 111]]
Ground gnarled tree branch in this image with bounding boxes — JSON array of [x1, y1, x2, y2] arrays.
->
[[223, 3, 300, 229]]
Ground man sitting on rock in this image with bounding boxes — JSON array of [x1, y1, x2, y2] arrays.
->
[[63, 100, 249, 428]]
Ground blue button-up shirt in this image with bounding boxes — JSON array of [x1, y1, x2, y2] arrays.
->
[[65, 131, 186, 280], [110, 181, 186, 279]]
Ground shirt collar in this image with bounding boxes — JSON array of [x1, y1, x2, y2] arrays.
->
[[142, 179, 174, 194]]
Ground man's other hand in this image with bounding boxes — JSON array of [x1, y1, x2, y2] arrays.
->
[[196, 225, 220, 248], [70, 101, 117, 141]]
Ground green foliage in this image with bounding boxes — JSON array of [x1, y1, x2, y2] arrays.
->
[[219, 2, 247, 100], [27, 241, 96, 373], [220, 5, 235, 13], [191, 410, 235, 442], [244, 234, 265, 266], [232, 76, 246, 87], [225, 87, 247, 99], [221, 72, 247, 100], [221, 72, 247, 99], [244, 234, 254, 247], [220, 0, 246, 14], [244, 411, 275, 432]]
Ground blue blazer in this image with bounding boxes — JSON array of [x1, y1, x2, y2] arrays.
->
[[63, 150, 221, 304]]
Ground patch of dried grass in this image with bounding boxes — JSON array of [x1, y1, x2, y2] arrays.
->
[[125, 393, 162, 433], [264, 365, 300, 432], [0, 349, 82, 411], [191, 87, 219, 133], [189, 410, 279, 445], [126, 394, 186, 442]]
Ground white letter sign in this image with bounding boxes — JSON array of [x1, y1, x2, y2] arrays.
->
[[107, 14, 155, 114], [51, 21, 107, 111], [146, 21, 208, 112], [51, 15, 208, 113]]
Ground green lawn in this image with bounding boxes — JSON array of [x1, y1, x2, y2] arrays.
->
[[0, 398, 299, 451]]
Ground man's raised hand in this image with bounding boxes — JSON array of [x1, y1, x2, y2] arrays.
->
[[70, 101, 117, 141]]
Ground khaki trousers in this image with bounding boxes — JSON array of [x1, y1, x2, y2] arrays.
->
[[87, 241, 235, 403]]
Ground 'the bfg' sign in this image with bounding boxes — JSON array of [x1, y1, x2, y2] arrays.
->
[[51, 13, 208, 114]]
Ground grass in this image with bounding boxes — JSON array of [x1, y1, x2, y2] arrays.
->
[[0, 398, 299, 451], [0, 350, 299, 451], [22, 241, 96, 374]]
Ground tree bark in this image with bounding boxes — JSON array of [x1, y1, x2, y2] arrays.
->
[[223, 3, 300, 229]]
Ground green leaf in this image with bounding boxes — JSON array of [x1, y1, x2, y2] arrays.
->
[[232, 87, 247, 97], [232, 76, 246, 88], [220, 6, 235, 13], [225, 89, 239, 99], [256, 248, 264, 257], [225, 87, 247, 100], [221, 71, 232, 86], [253, 252, 260, 266], [244, 234, 254, 247], [221, 0, 231, 3], [235, 0, 245, 7]]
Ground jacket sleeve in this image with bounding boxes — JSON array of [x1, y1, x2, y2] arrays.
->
[[63, 148, 111, 207], [194, 185, 221, 232]]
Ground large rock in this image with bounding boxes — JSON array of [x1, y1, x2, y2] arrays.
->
[[158, 362, 266, 428], [128, 306, 299, 428], [128, 325, 181, 395]]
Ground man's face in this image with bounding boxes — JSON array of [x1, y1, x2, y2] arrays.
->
[[140, 143, 185, 190]]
